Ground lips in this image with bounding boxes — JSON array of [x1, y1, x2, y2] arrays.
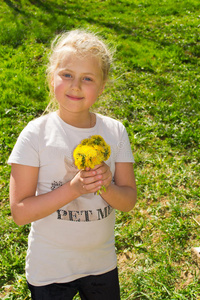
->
[[66, 94, 84, 101]]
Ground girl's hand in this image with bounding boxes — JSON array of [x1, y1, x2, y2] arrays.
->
[[71, 162, 112, 195], [92, 162, 112, 190]]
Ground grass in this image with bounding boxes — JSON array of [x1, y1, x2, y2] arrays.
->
[[0, 0, 200, 299]]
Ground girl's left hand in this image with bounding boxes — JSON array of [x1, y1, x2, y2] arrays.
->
[[90, 162, 112, 190]]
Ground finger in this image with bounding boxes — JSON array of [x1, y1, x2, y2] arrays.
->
[[83, 179, 103, 193], [82, 172, 103, 187], [91, 164, 103, 171], [97, 164, 111, 179], [92, 164, 107, 176], [80, 169, 97, 179]]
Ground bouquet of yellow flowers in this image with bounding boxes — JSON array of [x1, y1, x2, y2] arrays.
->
[[73, 135, 111, 194]]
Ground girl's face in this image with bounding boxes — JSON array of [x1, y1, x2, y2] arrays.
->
[[52, 51, 105, 116]]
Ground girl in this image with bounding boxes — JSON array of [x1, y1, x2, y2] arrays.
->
[[8, 29, 137, 300]]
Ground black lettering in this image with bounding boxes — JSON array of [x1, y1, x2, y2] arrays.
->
[[57, 209, 67, 220], [97, 205, 113, 220], [82, 210, 92, 222], [69, 211, 80, 222]]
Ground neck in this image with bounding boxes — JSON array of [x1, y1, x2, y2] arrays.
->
[[57, 110, 95, 128]]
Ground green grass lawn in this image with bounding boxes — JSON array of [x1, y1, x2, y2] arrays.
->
[[0, 0, 200, 299]]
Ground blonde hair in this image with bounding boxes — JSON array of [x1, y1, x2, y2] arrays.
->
[[46, 29, 113, 110]]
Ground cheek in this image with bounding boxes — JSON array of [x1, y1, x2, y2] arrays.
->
[[87, 90, 99, 101], [86, 86, 102, 98], [53, 79, 65, 94]]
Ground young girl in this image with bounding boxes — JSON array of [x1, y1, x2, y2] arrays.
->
[[8, 29, 137, 300]]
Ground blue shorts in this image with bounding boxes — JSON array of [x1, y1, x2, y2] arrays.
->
[[27, 267, 120, 300]]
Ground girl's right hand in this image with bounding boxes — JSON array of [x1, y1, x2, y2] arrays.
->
[[70, 168, 103, 195], [10, 164, 102, 226], [9, 163, 110, 226]]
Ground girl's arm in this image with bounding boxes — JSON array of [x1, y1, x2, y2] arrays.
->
[[10, 163, 103, 225], [99, 162, 137, 212]]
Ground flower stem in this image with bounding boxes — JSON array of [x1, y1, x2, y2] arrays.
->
[[97, 185, 106, 195]]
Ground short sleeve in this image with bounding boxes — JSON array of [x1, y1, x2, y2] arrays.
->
[[115, 125, 135, 163], [8, 122, 40, 167]]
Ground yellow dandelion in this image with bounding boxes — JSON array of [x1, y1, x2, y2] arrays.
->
[[73, 135, 111, 194]]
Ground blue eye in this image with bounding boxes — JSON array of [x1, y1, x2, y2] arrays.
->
[[63, 73, 72, 78], [84, 77, 92, 82]]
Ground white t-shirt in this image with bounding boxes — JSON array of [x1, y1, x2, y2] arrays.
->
[[8, 112, 135, 286]]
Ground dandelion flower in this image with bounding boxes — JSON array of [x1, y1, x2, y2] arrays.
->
[[73, 135, 111, 194]]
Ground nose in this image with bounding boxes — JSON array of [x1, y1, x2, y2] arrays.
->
[[71, 78, 81, 91]]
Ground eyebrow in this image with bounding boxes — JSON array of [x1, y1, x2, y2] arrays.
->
[[59, 68, 96, 76]]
